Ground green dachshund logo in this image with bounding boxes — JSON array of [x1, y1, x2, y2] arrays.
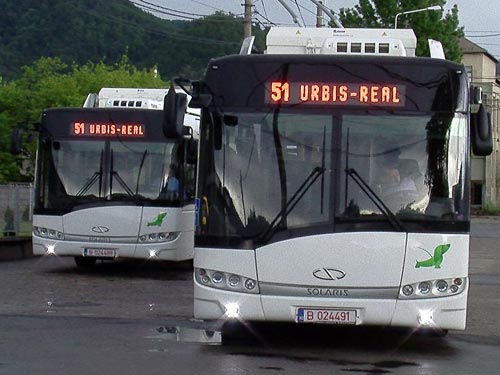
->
[[147, 212, 167, 227], [415, 244, 451, 269]]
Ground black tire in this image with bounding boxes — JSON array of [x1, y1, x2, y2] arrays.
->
[[74, 256, 97, 268], [417, 328, 449, 337]]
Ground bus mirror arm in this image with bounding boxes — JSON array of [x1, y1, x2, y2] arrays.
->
[[10, 122, 37, 155], [10, 128, 24, 155], [186, 138, 198, 165], [188, 81, 212, 108], [471, 103, 493, 156]]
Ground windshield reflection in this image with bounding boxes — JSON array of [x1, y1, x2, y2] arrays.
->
[[38, 140, 181, 212], [197, 110, 469, 244]]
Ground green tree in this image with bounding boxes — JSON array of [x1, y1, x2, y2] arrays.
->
[[0, 56, 168, 183], [338, 0, 464, 62], [159, 12, 267, 80]]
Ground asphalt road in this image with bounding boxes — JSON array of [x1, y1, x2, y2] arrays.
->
[[0, 217, 499, 374]]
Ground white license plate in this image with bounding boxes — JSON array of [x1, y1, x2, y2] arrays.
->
[[297, 308, 356, 324], [83, 248, 116, 258]]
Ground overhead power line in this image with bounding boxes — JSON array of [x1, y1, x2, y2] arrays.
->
[[466, 33, 500, 38], [131, 0, 244, 23], [77, 6, 241, 47], [137, 0, 209, 18], [185, 0, 224, 12], [132, 2, 198, 20]]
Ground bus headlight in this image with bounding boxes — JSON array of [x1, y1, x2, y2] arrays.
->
[[436, 280, 448, 292], [400, 277, 466, 299], [228, 274, 241, 287], [418, 281, 431, 295], [195, 268, 259, 294], [34, 226, 64, 240], [138, 232, 180, 243], [212, 271, 224, 284], [402, 284, 414, 296]]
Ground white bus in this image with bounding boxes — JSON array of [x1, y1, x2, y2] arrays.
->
[[185, 27, 493, 333], [32, 88, 200, 267]]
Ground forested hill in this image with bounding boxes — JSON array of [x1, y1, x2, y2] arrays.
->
[[0, 0, 265, 81]]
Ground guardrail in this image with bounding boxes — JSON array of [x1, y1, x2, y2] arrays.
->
[[0, 183, 33, 261], [0, 183, 33, 238]]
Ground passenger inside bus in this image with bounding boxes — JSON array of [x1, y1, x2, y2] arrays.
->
[[374, 150, 423, 213], [162, 163, 179, 200]]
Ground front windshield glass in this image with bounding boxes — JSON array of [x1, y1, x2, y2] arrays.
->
[[36, 139, 182, 213], [340, 113, 467, 220], [214, 112, 332, 239], [197, 110, 468, 244]]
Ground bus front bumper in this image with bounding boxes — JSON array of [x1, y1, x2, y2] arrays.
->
[[194, 282, 467, 330]]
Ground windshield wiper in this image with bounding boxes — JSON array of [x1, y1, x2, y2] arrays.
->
[[345, 168, 406, 232], [75, 150, 104, 197], [109, 149, 134, 197], [259, 166, 326, 244], [135, 149, 148, 195]]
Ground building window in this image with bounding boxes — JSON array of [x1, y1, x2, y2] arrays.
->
[[471, 181, 483, 206], [465, 65, 473, 83]]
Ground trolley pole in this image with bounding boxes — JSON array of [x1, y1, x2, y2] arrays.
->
[[243, 0, 252, 38], [316, 0, 323, 27]]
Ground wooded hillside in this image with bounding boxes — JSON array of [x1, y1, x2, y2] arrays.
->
[[0, 0, 265, 81]]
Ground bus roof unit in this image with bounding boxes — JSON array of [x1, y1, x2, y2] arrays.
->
[[83, 87, 200, 137], [266, 27, 417, 57], [95, 88, 169, 110]]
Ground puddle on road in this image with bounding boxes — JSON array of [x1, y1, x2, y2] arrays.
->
[[148, 325, 222, 345]]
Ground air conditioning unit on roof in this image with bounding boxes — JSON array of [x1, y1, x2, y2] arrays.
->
[[266, 27, 417, 57]]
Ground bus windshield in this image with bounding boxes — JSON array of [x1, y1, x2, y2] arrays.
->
[[59, 140, 177, 199], [195, 55, 470, 246], [197, 109, 468, 245], [36, 138, 184, 213]]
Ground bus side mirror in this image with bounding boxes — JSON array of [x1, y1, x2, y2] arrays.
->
[[163, 88, 187, 138], [471, 103, 493, 156], [11, 128, 24, 155]]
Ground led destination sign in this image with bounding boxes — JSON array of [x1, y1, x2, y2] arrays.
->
[[267, 81, 406, 107], [71, 122, 145, 137]]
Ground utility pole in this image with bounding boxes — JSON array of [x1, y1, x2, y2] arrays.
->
[[243, 0, 252, 38], [316, 1, 323, 27]]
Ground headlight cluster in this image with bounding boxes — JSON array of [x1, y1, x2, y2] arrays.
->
[[400, 277, 466, 299], [138, 231, 179, 243], [195, 268, 259, 294], [33, 226, 64, 240]]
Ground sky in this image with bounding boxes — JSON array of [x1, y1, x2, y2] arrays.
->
[[136, 0, 500, 59]]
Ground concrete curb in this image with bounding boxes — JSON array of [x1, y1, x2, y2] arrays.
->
[[0, 237, 33, 261]]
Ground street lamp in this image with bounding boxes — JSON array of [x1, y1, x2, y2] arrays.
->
[[394, 5, 442, 29]]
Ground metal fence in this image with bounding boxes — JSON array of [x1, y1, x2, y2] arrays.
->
[[0, 183, 33, 237]]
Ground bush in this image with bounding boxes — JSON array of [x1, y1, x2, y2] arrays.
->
[[478, 203, 500, 216]]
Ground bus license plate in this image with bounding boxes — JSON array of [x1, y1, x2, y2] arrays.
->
[[83, 248, 116, 258], [297, 308, 356, 324]]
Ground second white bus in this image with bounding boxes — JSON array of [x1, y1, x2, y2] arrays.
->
[[32, 88, 199, 267]]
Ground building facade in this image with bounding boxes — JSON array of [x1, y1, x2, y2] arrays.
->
[[460, 38, 500, 208]]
